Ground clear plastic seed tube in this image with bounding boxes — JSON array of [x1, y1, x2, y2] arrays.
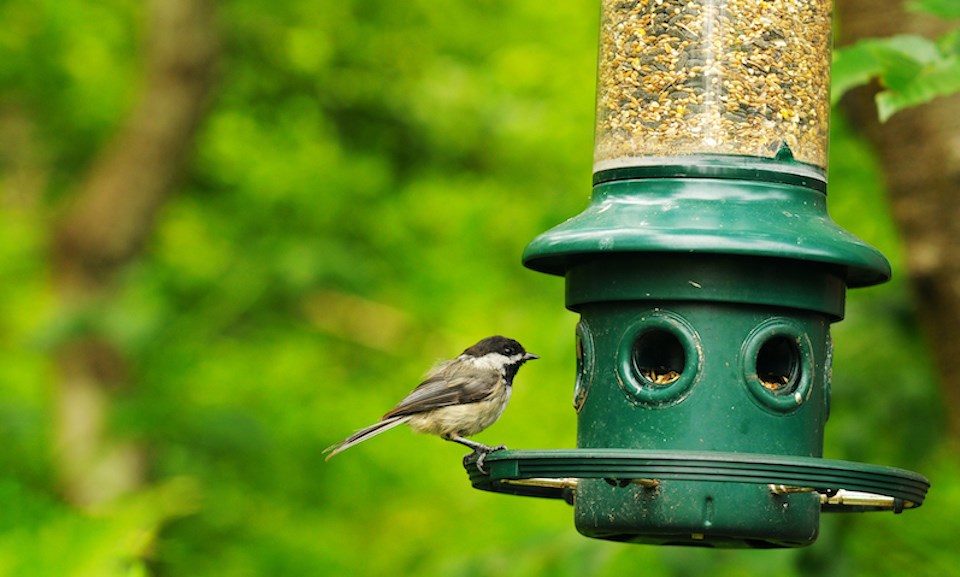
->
[[594, 0, 832, 174]]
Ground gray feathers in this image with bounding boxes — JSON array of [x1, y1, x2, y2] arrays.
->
[[323, 416, 410, 460], [323, 335, 536, 461], [382, 361, 502, 419]]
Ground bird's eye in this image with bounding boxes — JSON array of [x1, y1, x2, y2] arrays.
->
[[504, 347, 514, 355]]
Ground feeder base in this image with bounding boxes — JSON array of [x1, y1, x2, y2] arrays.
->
[[464, 449, 929, 549]]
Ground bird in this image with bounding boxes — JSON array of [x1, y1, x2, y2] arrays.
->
[[323, 336, 538, 467]]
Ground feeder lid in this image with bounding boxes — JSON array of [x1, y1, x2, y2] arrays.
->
[[523, 167, 891, 288]]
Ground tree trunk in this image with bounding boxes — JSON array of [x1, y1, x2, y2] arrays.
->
[[52, 0, 218, 506], [836, 0, 960, 437]]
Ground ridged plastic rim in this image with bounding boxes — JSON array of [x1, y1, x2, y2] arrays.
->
[[465, 449, 929, 512], [592, 158, 827, 192]]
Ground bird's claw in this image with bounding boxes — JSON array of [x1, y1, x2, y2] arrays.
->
[[473, 444, 508, 475]]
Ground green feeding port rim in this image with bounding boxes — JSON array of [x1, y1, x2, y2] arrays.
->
[[464, 449, 929, 513]]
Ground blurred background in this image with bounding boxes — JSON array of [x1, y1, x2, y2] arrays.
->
[[0, 0, 958, 575]]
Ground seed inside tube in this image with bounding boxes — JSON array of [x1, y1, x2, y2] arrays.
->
[[594, 0, 832, 173]]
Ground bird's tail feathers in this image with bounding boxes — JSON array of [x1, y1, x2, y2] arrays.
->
[[323, 416, 410, 460]]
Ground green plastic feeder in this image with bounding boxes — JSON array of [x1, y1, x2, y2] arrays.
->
[[463, 0, 929, 548]]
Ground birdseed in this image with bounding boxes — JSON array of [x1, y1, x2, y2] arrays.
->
[[594, 0, 832, 172], [641, 367, 681, 385]]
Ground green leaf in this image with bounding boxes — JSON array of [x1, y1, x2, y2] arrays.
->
[[833, 33, 960, 121], [874, 34, 943, 65], [938, 27, 960, 56], [908, 0, 960, 19], [831, 35, 939, 102], [868, 37, 933, 92], [832, 42, 883, 104], [876, 58, 960, 121]]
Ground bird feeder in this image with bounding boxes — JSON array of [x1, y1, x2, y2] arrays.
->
[[464, 0, 929, 548]]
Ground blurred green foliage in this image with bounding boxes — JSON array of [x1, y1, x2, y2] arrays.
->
[[832, 0, 960, 120], [0, 0, 953, 576]]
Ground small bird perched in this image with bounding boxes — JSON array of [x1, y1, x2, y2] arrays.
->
[[324, 336, 537, 466]]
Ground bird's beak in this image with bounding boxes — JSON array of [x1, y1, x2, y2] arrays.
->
[[524, 352, 539, 361]]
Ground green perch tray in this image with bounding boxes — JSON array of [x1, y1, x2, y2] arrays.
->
[[464, 449, 929, 513]]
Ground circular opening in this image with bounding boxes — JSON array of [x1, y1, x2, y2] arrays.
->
[[618, 311, 700, 407], [756, 335, 801, 394], [633, 329, 685, 386], [741, 319, 814, 413]]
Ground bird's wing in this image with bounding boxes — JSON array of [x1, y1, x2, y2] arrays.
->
[[382, 363, 500, 419]]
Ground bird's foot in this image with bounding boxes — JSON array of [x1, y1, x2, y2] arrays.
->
[[472, 444, 508, 475]]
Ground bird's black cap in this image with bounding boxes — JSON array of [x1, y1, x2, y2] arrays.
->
[[463, 335, 532, 359]]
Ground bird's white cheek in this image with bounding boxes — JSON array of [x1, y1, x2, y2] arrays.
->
[[466, 353, 511, 372]]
